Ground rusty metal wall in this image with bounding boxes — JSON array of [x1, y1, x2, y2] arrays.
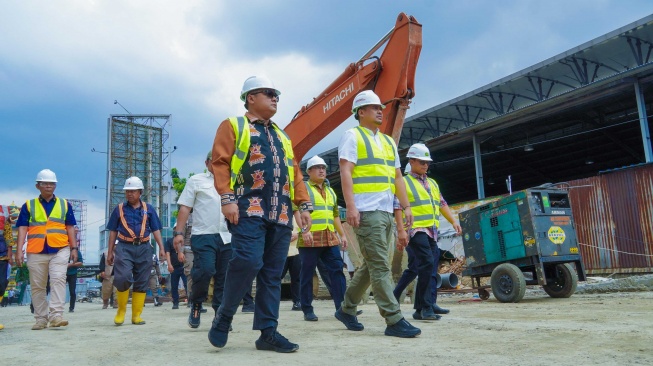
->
[[567, 164, 653, 274]]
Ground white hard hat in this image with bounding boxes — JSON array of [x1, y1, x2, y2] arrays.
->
[[307, 155, 327, 170], [406, 143, 433, 161], [36, 169, 58, 182], [404, 164, 412, 174], [240, 75, 281, 102], [123, 176, 144, 190], [351, 90, 385, 114]]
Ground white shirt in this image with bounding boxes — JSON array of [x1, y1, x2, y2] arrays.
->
[[338, 126, 401, 213], [177, 172, 231, 243]]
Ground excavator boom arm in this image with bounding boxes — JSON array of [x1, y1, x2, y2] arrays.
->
[[285, 13, 422, 161]]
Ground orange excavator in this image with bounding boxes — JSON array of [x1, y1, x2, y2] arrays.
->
[[284, 13, 422, 162]]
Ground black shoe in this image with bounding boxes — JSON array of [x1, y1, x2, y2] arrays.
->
[[420, 307, 440, 320], [208, 314, 232, 348], [154, 297, 162, 307], [172, 303, 179, 310], [356, 310, 363, 316], [188, 302, 201, 328], [304, 312, 318, 321], [334, 308, 364, 331], [432, 304, 450, 315], [241, 304, 255, 313], [291, 302, 301, 311], [412, 311, 441, 321], [385, 318, 421, 338], [200, 306, 208, 314], [255, 330, 299, 353], [69, 309, 74, 313]]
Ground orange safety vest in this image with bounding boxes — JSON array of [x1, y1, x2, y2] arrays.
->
[[26, 198, 69, 253], [117, 201, 150, 243]]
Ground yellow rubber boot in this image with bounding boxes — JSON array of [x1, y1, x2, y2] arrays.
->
[[114, 290, 130, 326], [0, 323, 4, 330], [131, 292, 146, 325]]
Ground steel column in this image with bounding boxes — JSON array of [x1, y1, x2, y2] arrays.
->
[[634, 80, 653, 163], [473, 133, 485, 199]]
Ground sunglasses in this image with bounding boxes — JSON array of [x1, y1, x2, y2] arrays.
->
[[250, 89, 279, 101]]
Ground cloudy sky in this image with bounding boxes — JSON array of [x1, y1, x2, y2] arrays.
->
[[1, 0, 651, 263]]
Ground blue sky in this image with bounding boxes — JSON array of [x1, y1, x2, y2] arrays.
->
[[1, 0, 652, 263]]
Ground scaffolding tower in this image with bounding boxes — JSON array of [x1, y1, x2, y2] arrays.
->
[[105, 114, 172, 231], [68, 199, 87, 257]]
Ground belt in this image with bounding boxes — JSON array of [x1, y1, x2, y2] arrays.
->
[[119, 239, 149, 245]]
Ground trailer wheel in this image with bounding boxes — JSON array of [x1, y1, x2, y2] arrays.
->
[[542, 263, 578, 298], [490, 263, 526, 303], [478, 288, 490, 300]]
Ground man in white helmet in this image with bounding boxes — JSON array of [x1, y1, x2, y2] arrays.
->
[[296, 155, 348, 322], [336, 90, 421, 338], [393, 143, 462, 321], [209, 75, 313, 353], [15, 169, 78, 330], [106, 176, 166, 326]]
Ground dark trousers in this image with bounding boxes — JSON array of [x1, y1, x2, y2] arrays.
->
[[113, 242, 151, 292], [169, 266, 187, 304], [316, 258, 333, 294], [0, 260, 8, 297], [66, 274, 77, 310], [281, 255, 300, 303], [190, 234, 230, 310], [298, 245, 347, 313], [219, 218, 291, 330], [393, 232, 441, 309]]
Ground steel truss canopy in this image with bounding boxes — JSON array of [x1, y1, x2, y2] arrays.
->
[[311, 14, 653, 205]]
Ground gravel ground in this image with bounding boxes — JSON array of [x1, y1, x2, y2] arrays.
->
[[2, 283, 652, 366]]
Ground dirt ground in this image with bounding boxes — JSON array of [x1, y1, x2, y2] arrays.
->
[[2, 288, 652, 366]]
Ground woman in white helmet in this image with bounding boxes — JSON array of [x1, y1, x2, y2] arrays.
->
[[106, 176, 166, 326]]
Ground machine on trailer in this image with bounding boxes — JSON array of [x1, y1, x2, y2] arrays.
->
[[459, 187, 586, 302]]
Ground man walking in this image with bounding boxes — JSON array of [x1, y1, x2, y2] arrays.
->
[[164, 236, 186, 309], [99, 249, 116, 309], [66, 230, 83, 313], [393, 143, 462, 320], [209, 75, 312, 352], [335, 90, 421, 338], [148, 253, 163, 307], [15, 169, 77, 330], [297, 155, 348, 322], [173, 152, 253, 329], [0, 204, 15, 330], [106, 176, 166, 326]]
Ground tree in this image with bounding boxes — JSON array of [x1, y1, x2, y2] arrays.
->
[[171, 168, 195, 217]]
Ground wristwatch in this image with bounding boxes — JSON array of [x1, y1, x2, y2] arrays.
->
[[173, 231, 184, 236]]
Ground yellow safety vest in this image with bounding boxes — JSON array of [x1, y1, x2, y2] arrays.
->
[[305, 182, 336, 232], [403, 174, 441, 229], [26, 197, 69, 253], [228, 116, 295, 200], [352, 126, 396, 194]]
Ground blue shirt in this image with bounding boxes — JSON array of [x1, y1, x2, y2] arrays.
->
[[107, 201, 162, 241], [16, 195, 77, 254], [67, 250, 83, 275]]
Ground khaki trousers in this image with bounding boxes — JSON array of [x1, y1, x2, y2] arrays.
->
[[342, 211, 403, 325], [183, 247, 194, 299], [101, 277, 116, 302], [27, 247, 70, 322]]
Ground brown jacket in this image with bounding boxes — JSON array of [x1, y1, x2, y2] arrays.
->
[[211, 112, 311, 207]]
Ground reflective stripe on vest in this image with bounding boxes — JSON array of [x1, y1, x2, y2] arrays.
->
[[26, 198, 69, 253], [305, 182, 336, 232], [228, 116, 295, 200], [404, 175, 441, 229], [117, 201, 149, 242], [351, 126, 396, 194]]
